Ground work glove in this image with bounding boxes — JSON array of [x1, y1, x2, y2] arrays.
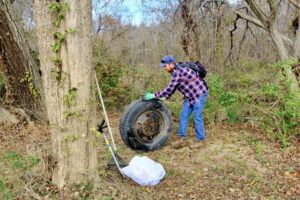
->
[[143, 92, 155, 100]]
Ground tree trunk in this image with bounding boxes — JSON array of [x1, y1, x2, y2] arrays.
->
[[33, 0, 97, 188], [294, 12, 300, 59], [292, 12, 300, 97], [0, 0, 45, 119], [270, 22, 299, 98], [269, 23, 289, 60], [180, 0, 192, 59], [269, 11, 299, 98]]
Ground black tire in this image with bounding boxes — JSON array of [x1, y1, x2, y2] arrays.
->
[[119, 98, 173, 151]]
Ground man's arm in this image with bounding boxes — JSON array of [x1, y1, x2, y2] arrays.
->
[[155, 71, 181, 99]]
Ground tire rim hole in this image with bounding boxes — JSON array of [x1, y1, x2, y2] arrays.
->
[[133, 110, 164, 143]]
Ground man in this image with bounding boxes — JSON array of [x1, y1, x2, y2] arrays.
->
[[144, 55, 208, 148]]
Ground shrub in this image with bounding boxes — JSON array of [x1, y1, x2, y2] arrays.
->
[[203, 73, 227, 123], [219, 60, 299, 146], [93, 43, 136, 110], [93, 37, 174, 111]]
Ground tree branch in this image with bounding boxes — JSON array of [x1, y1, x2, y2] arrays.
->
[[244, 0, 269, 26], [224, 15, 238, 67], [235, 10, 267, 30], [288, 0, 300, 9]]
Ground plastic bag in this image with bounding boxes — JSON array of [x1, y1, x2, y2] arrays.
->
[[120, 156, 166, 186]]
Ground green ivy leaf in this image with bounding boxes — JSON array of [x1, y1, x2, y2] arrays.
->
[[58, 13, 65, 20], [49, 2, 61, 12], [51, 42, 61, 53], [66, 28, 76, 33], [53, 57, 62, 65], [53, 20, 61, 28], [53, 32, 65, 41]]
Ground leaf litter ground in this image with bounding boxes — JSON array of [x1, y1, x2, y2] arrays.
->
[[0, 112, 299, 199]]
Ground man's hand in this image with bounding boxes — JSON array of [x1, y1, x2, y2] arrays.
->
[[144, 92, 155, 100]]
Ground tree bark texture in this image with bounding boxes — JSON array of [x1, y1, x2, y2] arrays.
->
[[180, 0, 201, 60], [269, 15, 289, 60], [33, 0, 97, 188], [294, 11, 300, 59], [0, 0, 45, 118]]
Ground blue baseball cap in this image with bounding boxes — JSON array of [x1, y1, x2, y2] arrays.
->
[[159, 55, 175, 68]]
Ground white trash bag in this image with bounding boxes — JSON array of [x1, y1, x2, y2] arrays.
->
[[120, 156, 166, 186]]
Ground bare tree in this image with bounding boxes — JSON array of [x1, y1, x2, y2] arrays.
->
[[33, 0, 97, 188], [93, 0, 124, 33], [234, 0, 296, 59], [235, 0, 299, 97], [173, 0, 229, 69]]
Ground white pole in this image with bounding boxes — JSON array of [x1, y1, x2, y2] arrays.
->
[[102, 132, 122, 172], [94, 71, 117, 151]]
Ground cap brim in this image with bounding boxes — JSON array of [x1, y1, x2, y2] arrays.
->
[[159, 63, 166, 68]]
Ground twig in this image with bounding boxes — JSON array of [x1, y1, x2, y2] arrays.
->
[[266, 99, 280, 111], [25, 186, 42, 200], [224, 14, 238, 67], [244, 102, 282, 131]]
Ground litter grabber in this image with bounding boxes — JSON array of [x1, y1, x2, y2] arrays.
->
[[97, 120, 166, 186], [94, 70, 127, 168], [97, 119, 124, 172]]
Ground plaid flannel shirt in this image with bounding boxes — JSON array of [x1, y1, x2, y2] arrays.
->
[[155, 64, 208, 106]]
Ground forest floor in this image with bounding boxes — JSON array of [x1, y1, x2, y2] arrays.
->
[[0, 110, 300, 200]]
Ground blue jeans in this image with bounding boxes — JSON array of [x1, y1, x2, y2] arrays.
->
[[178, 93, 208, 141]]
